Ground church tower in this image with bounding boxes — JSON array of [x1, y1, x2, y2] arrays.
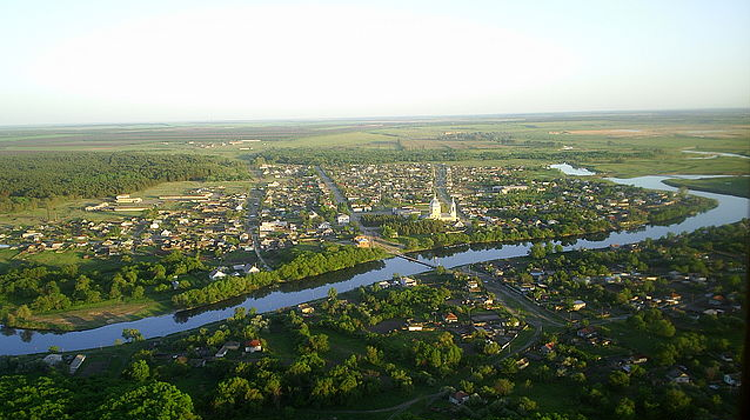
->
[[450, 197, 457, 220], [430, 194, 442, 219]]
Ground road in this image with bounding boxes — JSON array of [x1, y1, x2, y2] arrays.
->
[[458, 265, 567, 329], [434, 163, 467, 222], [315, 166, 363, 229], [245, 170, 271, 270], [315, 165, 399, 244]]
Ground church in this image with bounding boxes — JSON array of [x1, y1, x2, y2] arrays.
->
[[428, 194, 458, 222]]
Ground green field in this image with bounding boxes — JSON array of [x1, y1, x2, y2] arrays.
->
[[663, 176, 750, 198]]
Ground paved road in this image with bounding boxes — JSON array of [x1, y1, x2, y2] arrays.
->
[[246, 170, 271, 270], [434, 163, 467, 222], [315, 165, 387, 238]]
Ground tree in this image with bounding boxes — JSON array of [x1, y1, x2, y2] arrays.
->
[[517, 396, 538, 413], [327, 287, 338, 301], [614, 397, 636, 419], [0, 376, 71, 420], [493, 378, 515, 396], [608, 371, 630, 389], [123, 360, 150, 381], [122, 328, 144, 342], [15, 304, 32, 320], [663, 388, 691, 415], [98, 382, 199, 420]]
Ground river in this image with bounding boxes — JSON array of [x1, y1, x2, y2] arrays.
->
[[1, 167, 748, 355]]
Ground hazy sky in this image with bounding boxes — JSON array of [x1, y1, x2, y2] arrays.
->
[[1, 0, 749, 125]]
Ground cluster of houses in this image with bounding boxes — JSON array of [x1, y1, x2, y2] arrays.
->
[[2, 187, 253, 258], [444, 166, 679, 229], [325, 163, 436, 212], [256, 165, 349, 251]]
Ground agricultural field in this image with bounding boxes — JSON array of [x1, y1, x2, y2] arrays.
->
[[1, 111, 748, 178]]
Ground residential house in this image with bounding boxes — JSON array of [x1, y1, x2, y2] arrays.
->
[[449, 391, 470, 405], [69, 354, 86, 375], [245, 340, 263, 353]]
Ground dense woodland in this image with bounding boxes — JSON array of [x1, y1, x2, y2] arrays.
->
[[0, 153, 249, 212], [249, 148, 659, 166]]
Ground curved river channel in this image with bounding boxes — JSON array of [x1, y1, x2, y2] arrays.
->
[[1, 167, 748, 355]]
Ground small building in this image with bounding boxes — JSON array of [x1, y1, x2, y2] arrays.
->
[[571, 300, 587, 311], [336, 214, 350, 225], [353, 235, 371, 248], [540, 342, 556, 355], [443, 313, 458, 323], [69, 354, 86, 375], [209, 269, 227, 281], [449, 391, 470, 405], [724, 373, 741, 387], [666, 368, 691, 384], [399, 276, 418, 287], [577, 326, 597, 339], [115, 194, 142, 204], [42, 353, 64, 366], [406, 321, 424, 331], [298, 303, 315, 315], [245, 339, 263, 353]]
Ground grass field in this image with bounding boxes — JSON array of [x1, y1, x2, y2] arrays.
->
[[663, 176, 750, 198], [25, 299, 173, 331]]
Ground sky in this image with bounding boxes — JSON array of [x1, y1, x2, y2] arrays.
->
[[1, 0, 749, 125]]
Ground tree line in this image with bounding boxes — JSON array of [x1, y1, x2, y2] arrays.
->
[[246, 148, 658, 166], [171, 245, 388, 308], [0, 152, 249, 212]]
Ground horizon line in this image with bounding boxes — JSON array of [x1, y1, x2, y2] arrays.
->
[[1, 106, 748, 129]]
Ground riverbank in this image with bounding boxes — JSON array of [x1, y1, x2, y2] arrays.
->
[[0, 172, 747, 355], [663, 176, 750, 198], [6, 194, 715, 333]]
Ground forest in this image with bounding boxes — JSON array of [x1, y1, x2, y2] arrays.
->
[[0, 153, 249, 212], [249, 148, 659, 166]]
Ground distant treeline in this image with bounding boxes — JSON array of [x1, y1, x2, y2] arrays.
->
[[248, 148, 658, 166], [172, 245, 388, 308], [0, 153, 249, 212]]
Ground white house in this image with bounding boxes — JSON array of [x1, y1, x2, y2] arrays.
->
[[209, 269, 227, 281], [245, 339, 263, 353], [449, 391, 470, 405], [42, 353, 63, 366], [337, 214, 350, 225], [69, 354, 86, 375]]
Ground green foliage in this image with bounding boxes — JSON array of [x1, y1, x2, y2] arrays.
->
[[172, 245, 387, 308], [123, 360, 150, 381], [122, 328, 144, 342], [413, 332, 463, 374], [97, 381, 199, 420], [0, 376, 72, 420], [0, 152, 248, 212]]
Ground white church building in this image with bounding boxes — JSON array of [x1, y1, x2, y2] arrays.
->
[[427, 194, 458, 222]]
